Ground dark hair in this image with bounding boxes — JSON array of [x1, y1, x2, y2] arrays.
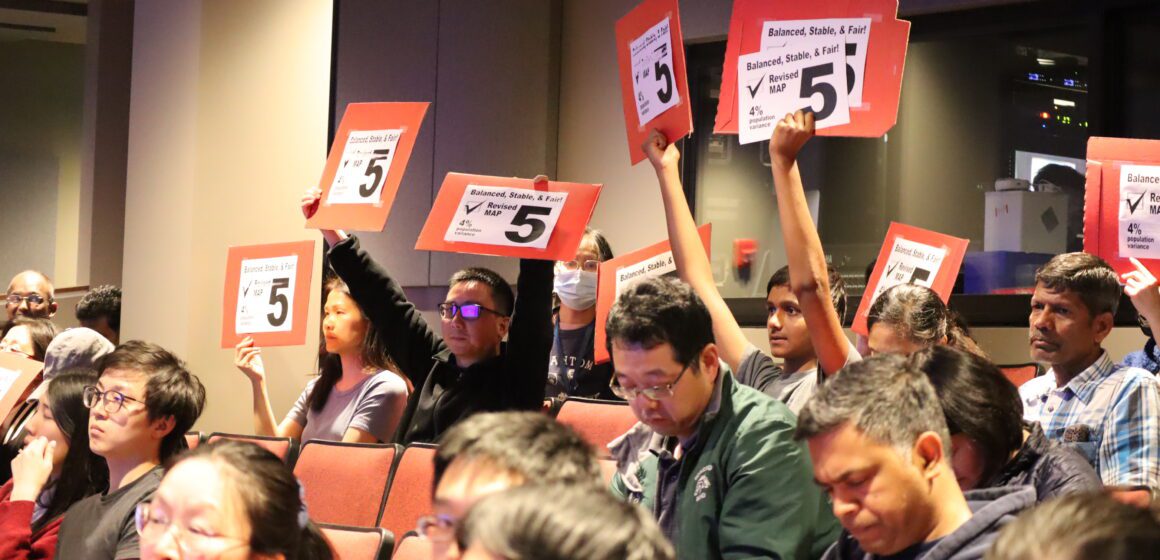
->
[[796, 354, 951, 455], [605, 277, 713, 368], [1033, 164, 1085, 195], [434, 412, 601, 491], [96, 340, 206, 461], [767, 264, 849, 322], [75, 285, 122, 332], [457, 483, 674, 560], [177, 441, 334, 560], [308, 277, 406, 413], [1035, 252, 1121, 317], [867, 284, 986, 357], [34, 369, 109, 532], [987, 492, 1160, 560], [5, 316, 59, 361], [449, 267, 515, 316], [908, 346, 1023, 488], [584, 227, 615, 262]]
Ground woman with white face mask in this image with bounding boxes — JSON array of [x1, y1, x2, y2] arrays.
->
[[548, 228, 615, 399]]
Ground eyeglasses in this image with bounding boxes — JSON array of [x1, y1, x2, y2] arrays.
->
[[557, 259, 600, 273], [136, 502, 248, 554], [415, 514, 456, 543], [609, 358, 696, 401], [83, 386, 145, 414], [5, 293, 47, 307], [437, 302, 507, 321]]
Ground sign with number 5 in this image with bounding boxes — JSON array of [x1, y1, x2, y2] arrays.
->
[[221, 240, 316, 348], [415, 173, 602, 261]]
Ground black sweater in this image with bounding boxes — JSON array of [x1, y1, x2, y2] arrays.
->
[[327, 236, 554, 444]]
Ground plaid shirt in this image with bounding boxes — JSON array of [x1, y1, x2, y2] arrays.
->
[[1020, 351, 1160, 488]]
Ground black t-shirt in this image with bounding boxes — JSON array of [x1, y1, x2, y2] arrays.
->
[[54, 466, 164, 560], [546, 320, 613, 399]]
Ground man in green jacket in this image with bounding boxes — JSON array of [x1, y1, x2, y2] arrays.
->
[[607, 277, 840, 559]]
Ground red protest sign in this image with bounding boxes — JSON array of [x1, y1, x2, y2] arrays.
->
[[221, 240, 316, 348], [0, 353, 43, 423], [616, 0, 692, 164], [853, 222, 969, 336], [415, 173, 602, 261], [306, 102, 429, 232], [594, 224, 712, 364], [1083, 136, 1160, 276], [714, 0, 909, 139]]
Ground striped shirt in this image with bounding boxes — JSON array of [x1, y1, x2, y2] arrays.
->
[[1019, 351, 1160, 488]]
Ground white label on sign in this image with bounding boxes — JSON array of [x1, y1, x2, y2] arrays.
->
[[614, 250, 678, 295], [443, 185, 569, 250], [236, 255, 298, 334], [327, 129, 403, 205], [1118, 165, 1160, 259], [738, 40, 850, 145], [868, 237, 947, 304], [630, 16, 680, 128], [761, 18, 871, 107], [0, 367, 18, 400]]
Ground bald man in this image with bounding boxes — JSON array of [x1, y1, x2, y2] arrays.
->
[[6, 270, 57, 320]]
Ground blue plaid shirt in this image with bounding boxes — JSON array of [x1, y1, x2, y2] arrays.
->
[[1019, 351, 1160, 488]]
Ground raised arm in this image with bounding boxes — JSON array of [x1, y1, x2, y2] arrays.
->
[[643, 131, 750, 370], [234, 337, 304, 439], [505, 258, 555, 410], [768, 111, 852, 376]]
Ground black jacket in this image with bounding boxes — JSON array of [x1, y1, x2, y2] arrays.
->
[[328, 236, 554, 444], [989, 422, 1101, 501]]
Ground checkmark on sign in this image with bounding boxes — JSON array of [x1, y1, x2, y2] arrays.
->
[[746, 75, 765, 99], [885, 261, 900, 278], [1127, 193, 1146, 215], [465, 201, 485, 215]]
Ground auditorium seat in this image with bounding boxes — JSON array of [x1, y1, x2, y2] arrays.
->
[[319, 523, 393, 560], [391, 534, 432, 560], [998, 362, 1041, 387], [555, 397, 638, 458], [184, 431, 202, 450], [295, 441, 399, 527], [378, 444, 437, 544], [206, 432, 297, 466]]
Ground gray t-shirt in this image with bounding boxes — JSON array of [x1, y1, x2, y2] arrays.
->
[[286, 371, 409, 443], [54, 466, 164, 560], [736, 343, 861, 414]]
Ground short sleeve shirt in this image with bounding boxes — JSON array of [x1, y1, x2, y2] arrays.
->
[[286, 371, 409, 443], [736, 344, 861, 414], [54, 466, 164, 560]]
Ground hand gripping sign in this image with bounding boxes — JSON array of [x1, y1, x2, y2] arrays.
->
[[715, 0, 909, 140], [595, 224, 711, 364], [853, 222, 969, 336], [616, 0, 692, 165], [306, 102, 429, 232], [416, 174, 602, 261], [0, 353, 43, 422], [1083, 136, 1160, 276], [221, 240, 316, 348]]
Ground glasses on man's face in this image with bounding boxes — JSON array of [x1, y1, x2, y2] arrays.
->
[[5, 293, 47, 307], [556, 259, 600, 273], [415, 514, 456, 543], [136, 502, 248, 554], [609, 358, 696, 401], [83, 385, 145, 414], [437, 302, 506, 321]]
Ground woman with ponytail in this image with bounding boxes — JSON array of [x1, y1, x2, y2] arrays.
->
[[138, 440, 334, 560], [234, 276, 410, 443], [865, 283, 987, 357]]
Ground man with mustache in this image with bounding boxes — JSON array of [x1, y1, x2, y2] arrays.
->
[[1019, 252, 1160, 494]]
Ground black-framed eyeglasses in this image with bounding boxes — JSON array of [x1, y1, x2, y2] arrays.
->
[[83, 385, 145, 414], [556, 259, 600, 273], [437, 302, 507, 321], [415, 513, 456, 543], [609, 357, 697, 401], [5, 293, 47, 307]]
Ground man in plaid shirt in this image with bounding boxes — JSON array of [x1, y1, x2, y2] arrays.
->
[[1019, 253, 1160, 497]]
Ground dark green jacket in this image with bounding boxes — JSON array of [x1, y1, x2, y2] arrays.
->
[[611, 370, 840, 559]]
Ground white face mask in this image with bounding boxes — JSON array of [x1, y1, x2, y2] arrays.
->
[[554, 269, 598, 310]]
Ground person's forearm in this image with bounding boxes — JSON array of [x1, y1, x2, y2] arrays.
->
[[250, 379, 279, 437], [771, 160, 830, 296]]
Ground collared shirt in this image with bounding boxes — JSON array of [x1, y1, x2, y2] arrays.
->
[[1019, 351, 1160, 488]]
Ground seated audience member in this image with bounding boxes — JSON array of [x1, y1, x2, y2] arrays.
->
[[548, 227, 616, 400], [6, 271, 57, 321], [1020, 253, 1160, 491], [986, 493, 1160, 560], [867, 283, 986, 357], [910, 346, 1100, 501], [138, 440, 334, 560], [0, 317, 59, 361], [796, 354, 1036, 560], [642, 123, 856, 413], [54, 340, 206, 560], [1119, 256, 1160, 373], [424, 411, 601, 560], [0, 371, 108, 559], [75, 285, 122, 345], [607, 277, 839, 560], [302, 188, 553, 445], [235, 276, 410, 443], [456, 483, 674, 560]]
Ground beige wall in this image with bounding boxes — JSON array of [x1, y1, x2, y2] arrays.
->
[[122, 0, 332, 434]]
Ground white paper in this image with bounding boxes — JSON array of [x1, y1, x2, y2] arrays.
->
[[327, 129, 403, 205], [761, 18, 871, 107], [630, 16, 680, 127], [738, 40, 850, 145], [443, 185, 569, 250], [236, 255, 298, 334], [1118, 165, 1160, 259], [614, 250, 678, 295], [868, 237, 947, 304], [0, 367, 19, 400]]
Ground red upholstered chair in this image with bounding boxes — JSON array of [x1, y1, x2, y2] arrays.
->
[[294, 441, 399, 527], [998, 363, 1041, 388], [319, 524, 393, 560], [555, 398, 638, 458], [378, 444, 437, 545], [206, 432, 298, 467], [184, 431, 202, 450], [391, 534, 432, 560]]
